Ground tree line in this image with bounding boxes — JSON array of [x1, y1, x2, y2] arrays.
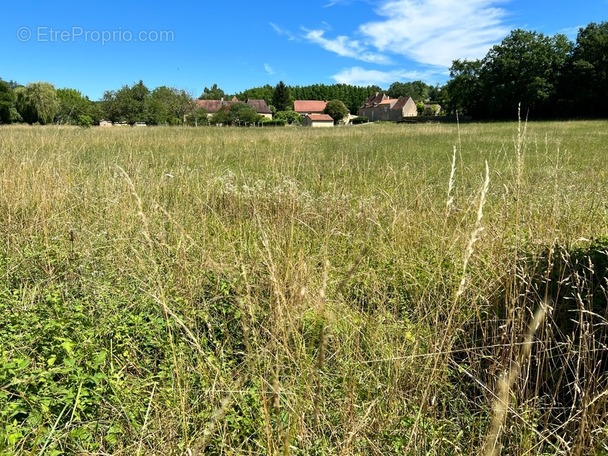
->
[[0, 21, 605, 125], [443, 22, 607, 118]]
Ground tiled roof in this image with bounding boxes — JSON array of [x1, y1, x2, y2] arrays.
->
[[294, 100, 327, 113], [306, 114, 334, 121], [391, 96, 412, 110], [362, 92, 389, 107], [193, 99, 236, 112], [246, 99, 272, 114]]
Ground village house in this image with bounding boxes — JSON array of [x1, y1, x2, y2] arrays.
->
[[294, 100, 327, 115], [358, 93, 417, 122], [245, 99, 273, 119], [302, 113, 334, 127], [193, 97, 272, 119]]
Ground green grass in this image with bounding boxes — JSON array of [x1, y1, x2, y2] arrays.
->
[[0, 121, 607, 455]]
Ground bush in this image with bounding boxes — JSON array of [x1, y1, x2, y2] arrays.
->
[[274, 110, 302, 125], [351, 116, 369, 125], [77, 115, 93, 128], [261, 119, 286, 127]]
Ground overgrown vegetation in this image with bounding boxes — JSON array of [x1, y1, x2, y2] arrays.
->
[[0, 121, 607, 454]]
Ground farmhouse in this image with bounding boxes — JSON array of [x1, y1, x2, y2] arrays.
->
[[358, 93, 417, 122], [192, 97, 272, 118], [302, 113, 334, 127], [294, 100, 327, 115], [245, 99, 273, 119]]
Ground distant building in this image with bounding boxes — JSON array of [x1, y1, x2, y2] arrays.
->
[[294, 100, 327, 115], [99, 120, 113, 127], [192, 97, 272, 119], [302, 113, 334, 127], [245, 99, 272, 119], [358, 93, 417, 121]]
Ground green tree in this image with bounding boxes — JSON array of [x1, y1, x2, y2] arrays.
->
[[480, 29, 572, 118], [0, 80, 15, 124], [199, 83, 226, 100], [148, 86, 194, 125], [323, 99, 349, 124], [210, 106, 229, 125], [387, 80, 432, 101], [227, 103, 262, 125], [56, 88, 100, 125], [272, 81, 292, 112], [102, 80, 150, 124], [442, 59, 483, 115], [563, 22, 608, 117], [15, 82, 59, 124], [209, 103, 262, 126], [234, 85, 274, 105], [186, 107, 209, 126]]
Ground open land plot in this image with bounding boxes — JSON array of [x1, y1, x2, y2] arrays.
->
[[1, 121, 608, 455]]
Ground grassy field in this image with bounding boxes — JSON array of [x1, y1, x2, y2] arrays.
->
[[1, 121, 607, 455]]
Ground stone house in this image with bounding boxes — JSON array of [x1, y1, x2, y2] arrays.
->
[[358, 93, 417, 121]]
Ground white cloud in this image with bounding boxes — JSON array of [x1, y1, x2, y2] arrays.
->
[[332, 66, 441, 86], [359, 0, 511, 67], [301, 0, 510, 69], [264, 63, 274, 75], [303, 28, 392, 64]]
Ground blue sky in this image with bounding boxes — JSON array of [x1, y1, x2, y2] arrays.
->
[[1, 0, 606, 100]]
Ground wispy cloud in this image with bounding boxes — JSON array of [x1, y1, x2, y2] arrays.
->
[[302, 28, 392, 64], [264, 63, 274, 75], [557, 25, 582, 40], [359, 0, 511, 67], [302, 0, 510, 69], [332, 66, 442, 86], [269, 22, 297, 41], [324, 0, 357, 7]]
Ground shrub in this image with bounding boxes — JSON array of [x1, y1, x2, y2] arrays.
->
[[351, 116, 369, 125], [261, 119, 286, 127], [77, 115, 93, 127]]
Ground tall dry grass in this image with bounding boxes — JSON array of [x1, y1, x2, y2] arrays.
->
[[0, 121, 607, 454]]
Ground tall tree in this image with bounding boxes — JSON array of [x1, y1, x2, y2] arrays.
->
[[15, 82, 58, 124], [0, 80, 15, 124], [480, 29, 572, 118], [56, 88, 100, 125], [442, 59, 483, 116], [387, 81, 432, 101], [102, 80, 150, 124], [148, 86, 194, 125], [272, 81, 292, 112], [234, 85, 274, 105], [562, 22, 608, 117], [199, 83, 226, 100]]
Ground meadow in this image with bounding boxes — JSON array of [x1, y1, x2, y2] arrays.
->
[[1, 120, 607, 455]]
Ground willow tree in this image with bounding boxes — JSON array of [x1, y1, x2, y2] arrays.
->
[[15, 82, 59, 124]]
